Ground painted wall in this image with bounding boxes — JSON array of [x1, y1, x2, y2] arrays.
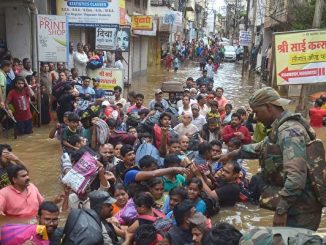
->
[[5, 6, 31, 60]]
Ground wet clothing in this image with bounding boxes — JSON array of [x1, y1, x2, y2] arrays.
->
[[215, 179, 240, 207], [6, 88, 32, 121], [166, 226, 193, 245], [239, 111, 322, 230]]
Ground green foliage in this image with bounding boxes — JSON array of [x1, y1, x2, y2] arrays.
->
[[291, 0, 326, 30]]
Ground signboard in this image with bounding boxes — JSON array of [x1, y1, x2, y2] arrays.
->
[[119, 0, 126, 25], [116, 26, 130, 51], [56, 0, 119, 27], [134, 20, 157, 36], [275, 30, 326, 85], [239, 30, 251, 46], [163, 11, 182, 26], [88, 68, 124, 95], [37, 15, 68, 62], [95, 26, 118, 50], [132, 15, 153, 30], [96, 26, 130, 51]]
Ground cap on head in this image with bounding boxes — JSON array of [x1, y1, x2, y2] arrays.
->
[[191, 103, 199, 110], [155, 89, 163, 95], [89, 190, 116, 209], [248, 87, 290, 108]]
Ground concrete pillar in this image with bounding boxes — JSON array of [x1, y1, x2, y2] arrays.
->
[[5, 6, 31, 60]]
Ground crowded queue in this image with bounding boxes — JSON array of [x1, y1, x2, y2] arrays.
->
[[0, 39, 326, 244]]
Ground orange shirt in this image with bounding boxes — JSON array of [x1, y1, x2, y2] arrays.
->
[[0, 183, 44, 218]]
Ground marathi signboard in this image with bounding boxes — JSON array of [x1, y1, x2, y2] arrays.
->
[[95, 26, 118, 50], [275, 30, 326, 85], [239, 30, 251, 47], [88, 68, 124, 95], [95, 25, 130, 51], [132, 15, 153, 30], [37, 15, 68, 62], [56, 0, 119, 27], [134, 20, 157, 36]]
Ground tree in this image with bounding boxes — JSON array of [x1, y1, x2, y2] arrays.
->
[[312, 0, 325, 28]]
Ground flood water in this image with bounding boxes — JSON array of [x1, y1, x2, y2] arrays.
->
[[1, 61, 326, 232]]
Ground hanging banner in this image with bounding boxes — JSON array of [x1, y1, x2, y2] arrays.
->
[[274, 30, 326, 85], [116, 26, 130, 51], [95, 26, 119, 50], [56, 0, 119, 27], [132, 15, 153, 30], [37, 15, 68, 62], [88, 68, 124, 95]]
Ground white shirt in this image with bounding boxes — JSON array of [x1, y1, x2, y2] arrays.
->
[[173, 123, 199, 136], [178, 106, 192, 116], [73, 51, 88, 76], [192, 114, 206, 131], [204, 63, 214, 78]]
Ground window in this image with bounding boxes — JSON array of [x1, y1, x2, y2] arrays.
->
[[135, 0, 141, 7], [143, 0, 148, 9]]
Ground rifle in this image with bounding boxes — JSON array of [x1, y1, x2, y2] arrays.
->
[[1, 107, 17, 139]]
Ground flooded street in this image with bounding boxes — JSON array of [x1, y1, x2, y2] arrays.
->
[[2, 61, 326, 232]]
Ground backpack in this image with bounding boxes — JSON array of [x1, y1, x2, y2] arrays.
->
[[200, 191, 220, 217], [138, 209, 173, 236], [274, 113, 326, 207], [86, 60, 103, 70], [62, 208, 103, 245]]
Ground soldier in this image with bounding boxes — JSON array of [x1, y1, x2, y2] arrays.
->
[[219, 87, 322, 231]]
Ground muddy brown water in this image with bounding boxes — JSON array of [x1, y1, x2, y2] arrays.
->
[[1, 61, 326, 232]]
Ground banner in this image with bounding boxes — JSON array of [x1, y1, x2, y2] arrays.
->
[[56, 0, 119, 27], [88, 68, 124, 95], [95, 26, 118, 50], [37, 15, 68, 62], [132, 15, 153, 30], [275, 30, 326, 85]]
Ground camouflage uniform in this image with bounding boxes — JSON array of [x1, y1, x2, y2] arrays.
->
[[240, 227, 325, 245], [239, 88, 322, 231]]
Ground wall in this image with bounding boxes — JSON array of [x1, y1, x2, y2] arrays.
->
[[5, 6, 31, 60], [0, 8, 6, 43]]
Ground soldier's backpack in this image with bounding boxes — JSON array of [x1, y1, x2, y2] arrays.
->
[[274, 113, 326, 207]]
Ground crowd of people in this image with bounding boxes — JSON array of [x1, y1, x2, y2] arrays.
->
[[0, 39, 326, 244]]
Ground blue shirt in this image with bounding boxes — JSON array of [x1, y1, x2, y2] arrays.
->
[[194, 198, 206, 214], [123, 169, 139, 186], [94, 88, 105, 99], [76, 85, 95, 100]]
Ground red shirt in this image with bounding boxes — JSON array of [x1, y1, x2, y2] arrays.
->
[[309, 107, 326, 127], [7, 87, 32, 121], [222, 124, 252, 144]]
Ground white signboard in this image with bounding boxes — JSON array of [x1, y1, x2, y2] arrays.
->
[[57, 0, 119, 27], [163, 11, 183, 26], [37, 15, 68, 62], [239, 30, 251, 47], [95, 26, 118, 50]]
